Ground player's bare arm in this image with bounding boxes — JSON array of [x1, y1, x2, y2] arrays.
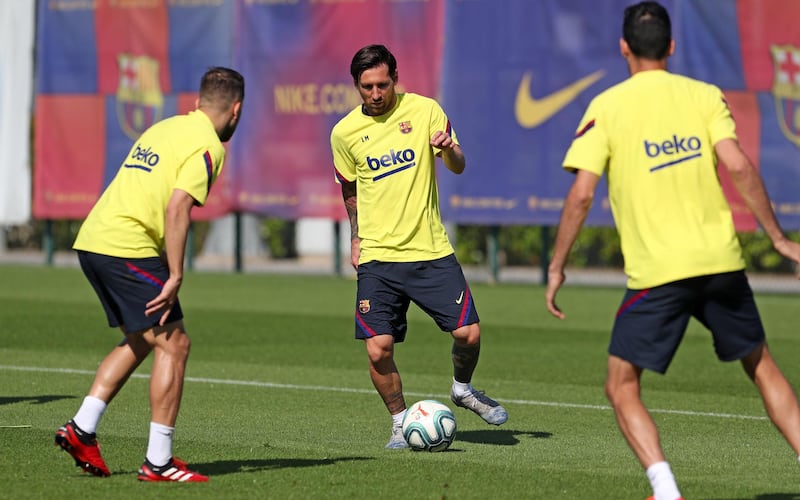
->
[[341, 180, 360, 269], [431, 131, 465, 174], [545, 169, 601, 319], [715, 138, 800, 276], [145, 189, 195, 324]]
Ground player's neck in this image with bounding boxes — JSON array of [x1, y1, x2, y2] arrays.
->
[[627, 57, 668, 76]]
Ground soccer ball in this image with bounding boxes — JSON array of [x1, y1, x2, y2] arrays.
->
[[401, 399, 457, 452]]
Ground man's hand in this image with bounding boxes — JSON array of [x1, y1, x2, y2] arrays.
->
[[543, 170, 600, 321], [430, 130, 455, 149], [350, 238, 361, 271], [145, 275, 182, 326], [545, 269, 566, 320], [431, 131, 465, 174], [773, 238, 800, 279]]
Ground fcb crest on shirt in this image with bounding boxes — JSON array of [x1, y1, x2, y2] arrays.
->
[[116, 54, 164, 140], [358, 299, 371, 314], [771, 45, 800, 148], [399, 121, 412, 134]]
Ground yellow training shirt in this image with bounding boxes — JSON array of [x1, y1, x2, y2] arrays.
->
[[563, 70, 745, 289], [331, 93, 456, 263], [74, 110, 225, 258]]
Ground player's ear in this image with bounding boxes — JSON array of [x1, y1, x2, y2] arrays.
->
[[619, 38, 630, 58], [667, 39, 675, 57], [194, 98, 200, 109], [232, 101, 242, 122]]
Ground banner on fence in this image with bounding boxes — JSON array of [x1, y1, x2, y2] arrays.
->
[[230, 0, 444, 219], [33, 0, 235, 220], [32, 0, 800, 231], [438, 0, 800, 230]]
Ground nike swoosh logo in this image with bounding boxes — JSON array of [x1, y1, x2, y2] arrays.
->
[[515, 70, 605, 128], [455, 291, 465, 305]]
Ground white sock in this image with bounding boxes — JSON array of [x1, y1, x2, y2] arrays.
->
[[73, 396, 107, 434], [646, 461, 681, 500], [392, 410, 407, 428], [452, 378, 472, 397], [146, 422, 175, 467]]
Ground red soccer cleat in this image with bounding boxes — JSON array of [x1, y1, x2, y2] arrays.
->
[[54, 420, 111, 477], [137, 457, 208, 482]]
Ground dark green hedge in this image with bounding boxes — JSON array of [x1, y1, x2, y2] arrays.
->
[[7, 219, 798, 274]]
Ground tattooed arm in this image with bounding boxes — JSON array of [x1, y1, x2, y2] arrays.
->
[[341, 180, 360, 270]]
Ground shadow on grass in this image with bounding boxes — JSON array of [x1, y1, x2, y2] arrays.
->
[[707, 495, 800, 500], [455, 429, 552, 446], [195, 456, 373, 476], [0, 395, 76, 406]]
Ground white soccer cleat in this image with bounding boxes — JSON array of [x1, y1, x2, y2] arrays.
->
[[385, 424, 409, 449], [451, 388, 508, 425]]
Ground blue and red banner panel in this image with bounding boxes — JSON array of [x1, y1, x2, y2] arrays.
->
[[438, 0, 800, 230], [34, 0, 234, 220], [231, 0, 444, 219]]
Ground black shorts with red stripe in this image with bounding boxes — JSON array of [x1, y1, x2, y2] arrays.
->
[[609, 270, 764, 374], [354, 254, 479, 342], [78, 250, 183, 333]]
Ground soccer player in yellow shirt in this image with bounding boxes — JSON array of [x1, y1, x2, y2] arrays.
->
[[331, 44, 508, 449], [546, 3, 800, 499], [55, 67, 244, 482]]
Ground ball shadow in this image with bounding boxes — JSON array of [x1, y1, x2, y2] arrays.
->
[[454, 429, 552, 446]]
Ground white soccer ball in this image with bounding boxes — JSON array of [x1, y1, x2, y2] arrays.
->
[[401, 399, 457, 452]]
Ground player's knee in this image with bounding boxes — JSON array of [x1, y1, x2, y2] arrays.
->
[[155, 327, 192, 359], [365, 336, 393, 364], [739, 342, 765, 379], [604, 381, 630, 408], [173, 333, 192, 358], [604, 376, 641, 408], [452, 324, 480, 346]]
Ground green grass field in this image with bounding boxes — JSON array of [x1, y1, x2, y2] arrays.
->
[[2, 264, 800, 499]]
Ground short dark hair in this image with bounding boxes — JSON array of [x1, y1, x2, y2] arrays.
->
[[349, 44, 397, 84], [622, 1, 671, 60], [199, 66, 245, 109]]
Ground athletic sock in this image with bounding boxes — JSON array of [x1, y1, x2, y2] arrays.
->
[[452, 378, 472, 397], [146, 422, 175, 467], [646, 461, 681, 500], [73, 395, 107, 434], [391, 410, 407, 428]]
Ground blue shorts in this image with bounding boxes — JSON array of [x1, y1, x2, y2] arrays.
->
[[354, 254, 479, 342], [609, 270, 765, 374], [78, 251, 183, 333]]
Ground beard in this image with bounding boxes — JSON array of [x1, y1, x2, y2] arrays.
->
[[218, 121, 238, 143]]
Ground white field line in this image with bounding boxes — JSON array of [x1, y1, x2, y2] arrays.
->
[[0, 364, 768, 421]]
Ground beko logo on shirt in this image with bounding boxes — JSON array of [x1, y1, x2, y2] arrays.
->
[[132, 144, 160, 166], [124, 143, 160, 172], [365, 148, 417, 181], [643, 135, 702, 172], [644, 135, 701, 157], [366, 148, 415, 170]]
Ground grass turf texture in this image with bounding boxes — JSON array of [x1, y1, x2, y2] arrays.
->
[[1, 264, 799, 499]]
